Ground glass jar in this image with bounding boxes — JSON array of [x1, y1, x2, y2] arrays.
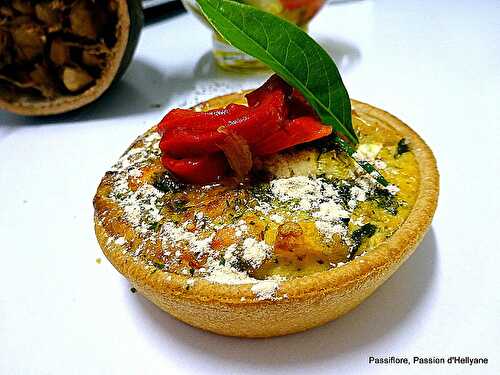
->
[[181, 0, 325, 70]]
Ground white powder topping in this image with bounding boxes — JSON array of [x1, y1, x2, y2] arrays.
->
[[242, 238, 271, 268], [386, 184, 400, 195], [251, 279, 281, 301], [204, 255, 256, 285], [313, 201, 349, 221], [269, 174, 379, 243], [108, 131, 164, 241], [270, 214, 284, 223], [191, 233, 215, 255], [347, 199, 357, 210], [134, 244, 143, 257], [144, 132, 161, 143], [129, 168, 142, 178], [350, 186, 367, 202], [115, 237, 126, 245], [224, 244, 238, 265], [234, 220, 249, 237], [203, 249, 283, 300], [254, 201, 272, 214], [353, 143, 383, 161], [315, 221, 345, 240], [352, 218, 365, 226], [161, 222, 214, 257], [356, 175, 375, 191], [121, 184, 164, 234], [374, 159, 387, 169], [270, 176, 336, 211], [271, 176, 320, 207]]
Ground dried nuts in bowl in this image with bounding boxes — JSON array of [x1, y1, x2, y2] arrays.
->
[[0, 0, 143, 116]]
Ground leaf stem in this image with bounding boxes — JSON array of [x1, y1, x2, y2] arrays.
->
[[334, 136, 389, 187]]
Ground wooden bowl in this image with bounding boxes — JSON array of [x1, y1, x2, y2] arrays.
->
[[0, 0, 143, 116]]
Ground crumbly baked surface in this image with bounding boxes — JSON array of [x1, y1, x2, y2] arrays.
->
[[94, 96, 438, 336]]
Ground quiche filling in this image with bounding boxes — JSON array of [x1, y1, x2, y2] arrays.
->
[[95, 104, 419, 301]]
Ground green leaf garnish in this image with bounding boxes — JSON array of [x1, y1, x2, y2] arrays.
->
[[196, 0, 357, 145], [196, 0, 389, 185]]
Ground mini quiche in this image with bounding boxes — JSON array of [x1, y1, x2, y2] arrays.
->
[[94, 81, 438, 337]]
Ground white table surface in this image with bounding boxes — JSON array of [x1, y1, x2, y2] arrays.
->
[[1, 1, 499, 374]]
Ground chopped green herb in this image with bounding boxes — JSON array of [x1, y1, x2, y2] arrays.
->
[[219, 257, 226, 266], [395, 138, 410, 158], [340, 217, 350, 225], [153, 261, 165, 270], [336, 182, 352, 207], [113, 192, 126, 200], [232, 210, 245, 221], [349, 223, 377, 260], [148, 221, 161, 231], [234, 197, 244, 208], [153, 172, 185, 193], [250, 182, 273, 203], [368, 188, 399, 215], [233, 257, 251, 272], [323, 178, 352, 207], [171, 198, 188, 213]]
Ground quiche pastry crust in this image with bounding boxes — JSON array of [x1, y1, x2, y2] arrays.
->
[[94, 95, 439, 337]]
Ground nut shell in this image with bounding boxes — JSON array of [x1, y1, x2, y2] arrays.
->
[[0, 0, 143, 116]]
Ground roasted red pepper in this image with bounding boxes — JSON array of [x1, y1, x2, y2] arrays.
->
[[245, 74, 292, 107], [159, 88, 288, 158], [253, 116, 332, 156], [160, 128, 225, 157], [159, 80, 288, 159], [157, 104, 249, 134], [280, 0, 323, 10], [161, 153, 228, 184], [288, 88, 317, 119], [157, 75, 334, 184]]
